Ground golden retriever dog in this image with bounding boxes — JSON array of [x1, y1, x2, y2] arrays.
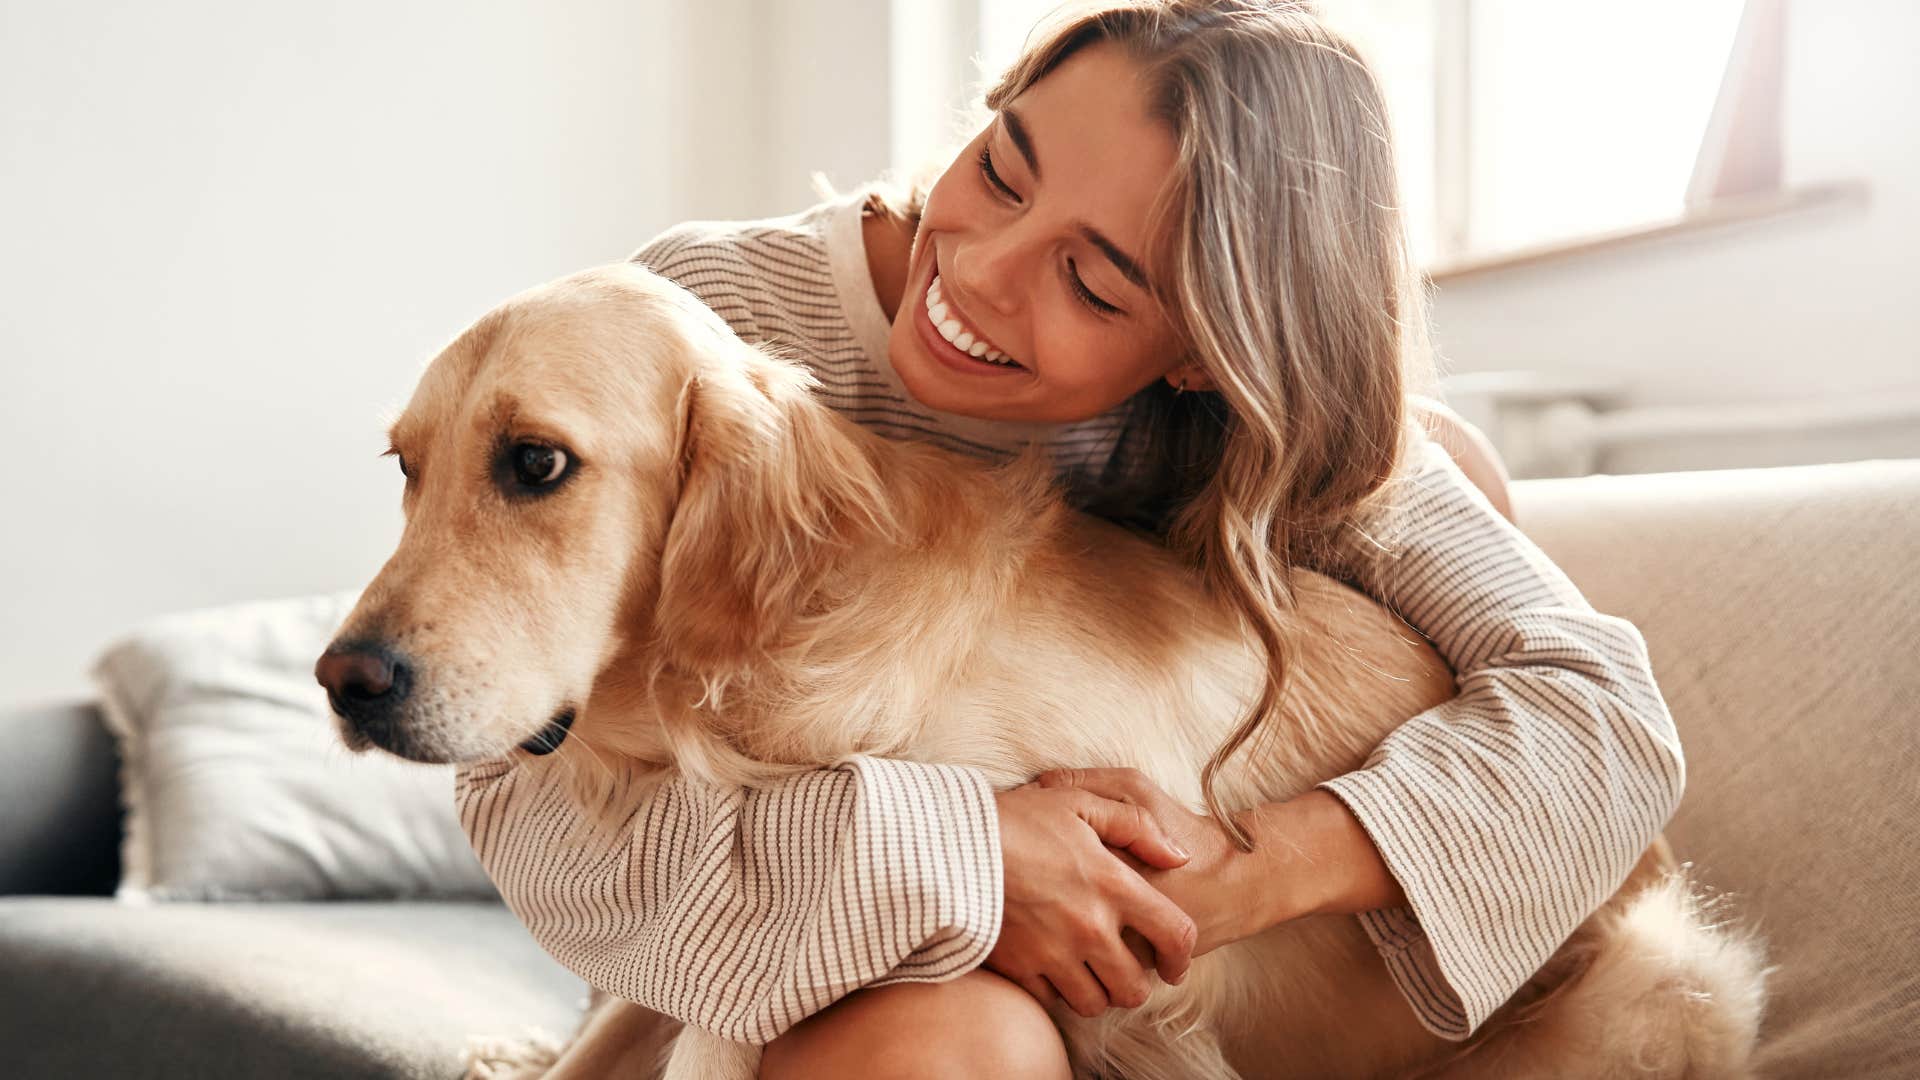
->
[[317, 264, 1766, 1079]]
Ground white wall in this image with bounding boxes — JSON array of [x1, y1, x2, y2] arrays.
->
[[763, 1, 894, 206], [1428, 0, 1920, 450], [0, 0, 898, 708], [10, 0, 1908, 708]]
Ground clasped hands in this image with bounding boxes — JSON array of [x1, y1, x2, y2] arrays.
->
[[988, 768, 1387, 1018]]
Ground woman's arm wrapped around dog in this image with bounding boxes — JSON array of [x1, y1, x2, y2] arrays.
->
[[454, 752, 1195, 1043], [455, 755, 997, 1043], [1046, 426, 1687, 1039], [1305, 427, 1686, 1039]]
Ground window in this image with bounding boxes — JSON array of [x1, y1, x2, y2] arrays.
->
[[1321, 1, 1755, 266]]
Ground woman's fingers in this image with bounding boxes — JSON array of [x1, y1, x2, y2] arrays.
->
[[1038, 767, 1158, 804], [1087, 944, 1153, 1009], [1042, 768, 1199, 871], [1069, 789, 1191, 871], [1054, 786, 1198, 982], [1121, 927, 1156, 973], [988, 781, 1199, 1015], [1047, 961, 1111, 1019], [1018, 974, 1061, 1012], [1113, 870, 1197, 985]]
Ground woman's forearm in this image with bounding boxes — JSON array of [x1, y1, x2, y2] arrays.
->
[[1232, 789, 1408, 932]]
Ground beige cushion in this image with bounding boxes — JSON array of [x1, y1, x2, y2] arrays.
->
[[1513, 458, 1920, 1078]]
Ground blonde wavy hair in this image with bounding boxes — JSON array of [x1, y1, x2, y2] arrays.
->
[[868, 0, 1441, 848]]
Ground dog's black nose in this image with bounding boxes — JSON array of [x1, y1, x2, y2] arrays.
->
[[314, 642, 414, 747]]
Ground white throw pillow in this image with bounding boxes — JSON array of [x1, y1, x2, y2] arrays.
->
[[89, 590, 498, 902]]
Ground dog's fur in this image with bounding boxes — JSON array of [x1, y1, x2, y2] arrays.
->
[[327, 265, 1767, 1079]]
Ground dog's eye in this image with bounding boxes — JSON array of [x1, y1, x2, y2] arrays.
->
[[511, 444, 569, 488], [396, 454, 409, 480]]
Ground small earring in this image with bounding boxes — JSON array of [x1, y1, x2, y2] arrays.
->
[[1174, 377, 1188, 396]]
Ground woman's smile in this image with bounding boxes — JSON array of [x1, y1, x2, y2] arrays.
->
[[914, 271, 1029, 377]]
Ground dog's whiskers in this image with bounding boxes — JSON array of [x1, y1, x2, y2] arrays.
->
[[559, 727, 617, 784]]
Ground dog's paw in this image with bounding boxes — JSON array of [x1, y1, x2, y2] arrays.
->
[[462, 1029, 567, 1080]]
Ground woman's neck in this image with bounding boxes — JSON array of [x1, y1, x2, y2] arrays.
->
[[862, 204, 915, 323]]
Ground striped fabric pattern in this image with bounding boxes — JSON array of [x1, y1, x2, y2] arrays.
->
[[452, 184, 1684, 1044], [1317, 435, 1686, 1035], [457, 755, 1002, 1043]]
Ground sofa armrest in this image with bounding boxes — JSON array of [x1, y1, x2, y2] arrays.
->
[[0, 700, 122, 896], [1512, 458, 1920, 1076]]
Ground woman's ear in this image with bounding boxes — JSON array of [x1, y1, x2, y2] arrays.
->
[[1164, 361, 1216, 393], [652, 344, 896, 674]]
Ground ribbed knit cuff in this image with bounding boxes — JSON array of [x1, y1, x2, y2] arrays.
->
[[1318, 771, 1478, 1040], [849, 756, 1005, 985]]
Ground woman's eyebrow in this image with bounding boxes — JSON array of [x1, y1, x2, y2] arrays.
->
[[1003, 105, 1044, 180], [1081, 227, 1150, 294], [1003, 105, 1153, 296]]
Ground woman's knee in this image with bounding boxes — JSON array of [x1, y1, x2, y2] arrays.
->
[[759, 969, 1070, 1080]]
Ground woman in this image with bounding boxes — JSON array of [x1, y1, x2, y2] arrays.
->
[[456, 2, 1683, 1075]]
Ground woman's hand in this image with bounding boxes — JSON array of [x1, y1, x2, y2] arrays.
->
[[1034, 768, 1272, 957], [1038, 768, 1412, 951], [988, 782, 1198, 1018]]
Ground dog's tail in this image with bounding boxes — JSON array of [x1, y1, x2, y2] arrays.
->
[[1424, 872, 1770, 1079]]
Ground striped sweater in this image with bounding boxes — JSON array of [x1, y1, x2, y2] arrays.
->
[[454, 184, 1686, 1044]]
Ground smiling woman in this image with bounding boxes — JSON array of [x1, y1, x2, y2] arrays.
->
[[441, 3, 1703, 1077], [877, 46, 1196, 425]]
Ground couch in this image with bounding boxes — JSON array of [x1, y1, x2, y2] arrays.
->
[[3, 458, 1916, 1078]]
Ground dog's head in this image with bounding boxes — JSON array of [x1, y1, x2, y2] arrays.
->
[[315, 263, 894, 764]]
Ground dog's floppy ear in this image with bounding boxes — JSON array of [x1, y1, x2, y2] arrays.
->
[[653, 342, 896, 674]]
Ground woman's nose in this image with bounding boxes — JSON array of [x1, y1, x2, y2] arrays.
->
[[948, 230, 1032, 318]]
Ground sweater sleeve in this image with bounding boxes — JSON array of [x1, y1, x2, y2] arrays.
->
[[455, 754, 1003, 1044], [1313, 428, 1686, 1040]]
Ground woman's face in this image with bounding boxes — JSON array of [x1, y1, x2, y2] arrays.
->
[[887, 41, 1209, 425]]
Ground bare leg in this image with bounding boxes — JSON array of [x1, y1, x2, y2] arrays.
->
[[759, 969, 1071, 1080]]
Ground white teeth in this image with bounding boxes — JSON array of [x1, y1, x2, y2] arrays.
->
[[925, 273, 1020, 368]]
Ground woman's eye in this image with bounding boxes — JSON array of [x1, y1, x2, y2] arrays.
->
[[511, 444, 569, 488], [977, 146, 1019, 202], [1066, 259, 1123, 316]]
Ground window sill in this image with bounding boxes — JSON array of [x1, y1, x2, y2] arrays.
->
[[1422, 180, 1871, 287]]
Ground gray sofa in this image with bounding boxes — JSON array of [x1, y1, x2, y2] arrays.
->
[[0, 701, 588, 1080], [3, 459, 1917, 1078]]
